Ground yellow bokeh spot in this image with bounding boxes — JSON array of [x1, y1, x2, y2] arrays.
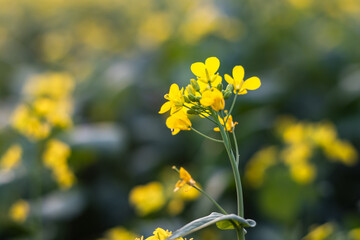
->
[[129, 182, 166, 216], [349, 228, 360, 240], [290, 163, 316, 184], [9, 199, 30, 223], [0, 144, 22, 171], [303, 223, 335, 240], [105, 226, 138, 240], [43, 139, 76, 190]]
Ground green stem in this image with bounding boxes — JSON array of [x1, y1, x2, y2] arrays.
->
[[191, 127, 223, 143], [213, 112, 245, 240], [232, 131, 240, 166]]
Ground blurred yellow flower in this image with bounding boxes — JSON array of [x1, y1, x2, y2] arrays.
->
[[174, 167, 196, 192], [11, 104, 51, 140], [24, 72, 74, 100], [200, 88, 225, 112], [349, 228, 360, 240], [245, 146, 278, 188], [166, 110, 191, 135], [191, 57, 222, 84], [129, 182, 166, 216], [323, 140, 358, 166], [43, 139, 76, 190], [104, 226, 138, 240], [159, 84, 185, 115], [224, 65, 261, 95], [167, 198, 185, 216], [0, 144, 22, 171], [303, 223, 335, 240], [9, 199, 29, 223], [137, 12, 172, 50], [141, 227, 193, 240], [214, 112, 238, 132], [289, 162, 316, 184]]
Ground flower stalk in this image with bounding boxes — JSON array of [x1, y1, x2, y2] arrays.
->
[[159, 57, 261, 240]]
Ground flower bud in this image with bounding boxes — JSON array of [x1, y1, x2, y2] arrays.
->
[[187, 109, 198, 115], [184, 95, 191, 103], [225, 84, 234, 92], [190, 79, 200, 92], [216, 83, 223, 91], [224, 91, 232, 99], [188, 94, 197, 102]]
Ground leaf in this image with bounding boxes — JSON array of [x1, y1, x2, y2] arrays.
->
[[167, 212, 256, 239]]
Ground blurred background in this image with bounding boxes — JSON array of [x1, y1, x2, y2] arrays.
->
[[0, 0, 359, 239]]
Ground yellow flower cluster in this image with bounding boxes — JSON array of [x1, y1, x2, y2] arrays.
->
[[9, 199, 30, 223], [0, 144, 22, 172], [129, 182, 166, 216], [279, 117, 358, 183], [136, 227, 193, 240], [245, 117, 358, 186], [11, 72, 74, 140], [159, 57, 260, 135], [42, 139, 76, 190]]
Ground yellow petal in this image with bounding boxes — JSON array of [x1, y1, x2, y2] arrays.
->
[[172, 128, 180, 135], [233, 65, 244, 83], [242, 77, 261, 90], [159, 101, 172, 114], [212, 75, 222, 87], [200, 91, 214, 107], [205, 57, 220, 76], [224, 74, 234, 85], [213, 127, 220, 132], [179, 167, 191, 181], [191, 62, 206, 78], [168, 83, 180, 98], [170, 105, 182, 115]]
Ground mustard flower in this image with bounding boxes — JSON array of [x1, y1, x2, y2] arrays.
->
[[213, 112, 238, 132], [191, 57, 222, 86], [200, 88, 224, 111], [140, 227, 193, 240], [166, 110, 191, 135], [174, 167, 196, 192], [159, 83, 185, 115], [9, 200, 29, 223], [129, 182, 166, 216], [224, 65, 261, 95]]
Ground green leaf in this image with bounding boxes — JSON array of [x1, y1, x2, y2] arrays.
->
[[167, 212, 256, 239]]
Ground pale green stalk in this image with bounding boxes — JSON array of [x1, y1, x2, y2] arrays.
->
[[213, 111, 245, 240], [191, 127, 223, 143]]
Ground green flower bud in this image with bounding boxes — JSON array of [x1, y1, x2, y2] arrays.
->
[[188, 94, 197, 102], [225, 84, 234, 92], [190, 79, 200, 92], [184, 95, 191, 103], [224, 91, 232, 99], [187, 109, 198, 115], [216, 83, 223, 91]]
